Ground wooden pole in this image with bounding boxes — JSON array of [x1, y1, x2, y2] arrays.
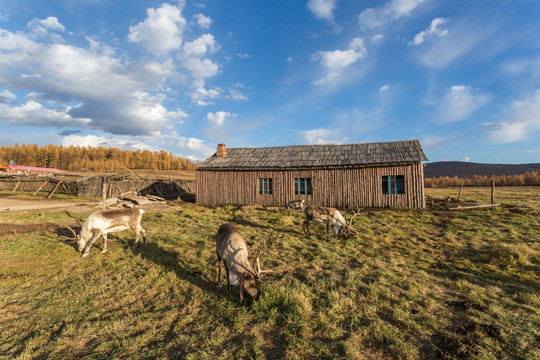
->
[[491, 179, 495, 205], [46, 180, 63, 199], [32, 181, 48, 196], [457, 182, 463, 201], [153, 183, 164, 197], [102, 177, 107, 210], [11, 181, 20, 194]]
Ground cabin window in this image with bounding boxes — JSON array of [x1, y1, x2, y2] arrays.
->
[[259, 178, 273, 195], [382, 175, 405, 195], [294, 178, 312, 195]]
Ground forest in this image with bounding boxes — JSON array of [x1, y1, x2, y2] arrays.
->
[[0, 144, 195, 172], [425, 172, 540, 187]]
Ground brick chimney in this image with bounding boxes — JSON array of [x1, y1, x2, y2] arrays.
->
[[216, 143, 227, 158]]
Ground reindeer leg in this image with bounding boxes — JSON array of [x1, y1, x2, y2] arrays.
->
[[225, 265, 232, 292], [216, 255, 223, 288], [82, 231, 101, 258], [140, 226, 147, 245], [326, 222, 330, 241], [101, 233, 108, 253], [239, 274, 245, 304], [303, 220, 311, 237]]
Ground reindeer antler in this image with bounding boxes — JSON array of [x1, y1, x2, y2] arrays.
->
[[64, 210, 83, 226], [59, 224, 79, 242], [254, 230, 283, 277], [345, 206, 364, 235]]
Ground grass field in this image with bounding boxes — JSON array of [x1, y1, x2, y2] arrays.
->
[[0, 187, 539, 359]]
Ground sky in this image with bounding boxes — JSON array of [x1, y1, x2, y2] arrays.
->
[[1, 0, 540, 164]]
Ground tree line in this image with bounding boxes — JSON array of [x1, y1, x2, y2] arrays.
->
[[425, 172, 540, 188], [0, 144, 196, 172]]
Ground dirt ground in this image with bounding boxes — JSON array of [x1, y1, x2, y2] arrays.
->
[[0, 198, 96, 212]]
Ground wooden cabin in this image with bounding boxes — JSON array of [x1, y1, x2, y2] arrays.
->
[[196, 140, 428, 208]]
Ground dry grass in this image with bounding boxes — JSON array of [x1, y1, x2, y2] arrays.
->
[[0, 187, 539, 359]]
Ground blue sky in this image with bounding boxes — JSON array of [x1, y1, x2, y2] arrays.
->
[[1, 0, 540, 163]]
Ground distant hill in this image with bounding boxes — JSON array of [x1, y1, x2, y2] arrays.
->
[[425, 161, 540, 178]]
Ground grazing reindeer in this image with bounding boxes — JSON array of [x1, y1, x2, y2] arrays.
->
[[65, 208, 147, 257], [285, 199, 304, 212], [215, 223, 259, 304], [302, 205, 360, 240]]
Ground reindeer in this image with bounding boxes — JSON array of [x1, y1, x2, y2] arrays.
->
[[64, 208, 147, 257], [215, 223, 280, 304], [285, 199, 304, 212], [302, 205, 360, 240]]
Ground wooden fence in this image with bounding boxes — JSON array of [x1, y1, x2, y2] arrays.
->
[[0, 175, 196, 200]]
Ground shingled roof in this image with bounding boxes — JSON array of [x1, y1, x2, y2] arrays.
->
[[197, 140, 428, 171]]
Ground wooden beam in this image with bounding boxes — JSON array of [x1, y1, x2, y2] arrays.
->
[[46, 180, 63, 199], [449, 203, 500, 210], [32, 181, 48, 196], [153, 183, 164, 197], [11, 181, 20, 195], [457, 182, 463, 201]]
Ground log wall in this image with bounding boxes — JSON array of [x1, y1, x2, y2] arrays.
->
[[196, 163, 425, 208], [0, 177, 196, 199]]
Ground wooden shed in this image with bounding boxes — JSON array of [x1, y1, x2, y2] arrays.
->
[[196, 140, 428, 208]]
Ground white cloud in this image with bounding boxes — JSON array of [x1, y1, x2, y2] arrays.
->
[[177, 136, 214, 157], [300, 128, 349, 145], [437, 85, 491, 123], [0, 28, 187, 135], [0, 89, 16, 103], [206, 111, 233, 126], [379, 84, 390, 92], [28, 16, 65, 38], [61, 134, 152, 150], [371, 34, 385, 44], [487, 89, 540, 143], [359, 0, 426, 30], [312, 37, 367, 85], [0, 28, 40, 52], [194, 13, 212, 29], [501, 55, 540, 76], [461, 156, 470, 162], [180, 34, 220, 82], [190, 80, 221, 106], [416, 19, 496, 68], [229, 88, 248, 101], [411, 17, 448, 46], [421, 135, 455, 150], [182, 33, 218, 57], [127, 2, 186, 55], [181, 57, 219, 79], [307, 0, 337, 22], [0, 100, 90, 127]]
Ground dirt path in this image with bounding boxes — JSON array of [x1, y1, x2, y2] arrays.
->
[[0, 198, 97, 212]]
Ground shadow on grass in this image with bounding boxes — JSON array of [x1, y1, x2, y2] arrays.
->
[[131, 242, 215, 293]]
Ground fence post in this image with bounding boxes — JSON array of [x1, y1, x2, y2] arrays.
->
[[491, 180, 495, 204]]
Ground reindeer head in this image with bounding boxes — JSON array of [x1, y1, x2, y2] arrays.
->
[[339, 208, 363, 239], [63, 225, 85, 252], [241, 271, 259, 300], [62, 211, 85, 252]]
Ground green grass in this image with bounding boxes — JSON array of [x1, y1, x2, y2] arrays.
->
[[1, 187, 539, 359]]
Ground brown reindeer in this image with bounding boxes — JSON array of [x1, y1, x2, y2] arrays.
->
[[215, 223, 259, 304], [302, 205, 360, 240], [65, 208, 147, 257], [285, 199, 304, 212]]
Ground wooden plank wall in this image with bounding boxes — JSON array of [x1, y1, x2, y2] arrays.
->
[[196, 163, 425, 208]]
